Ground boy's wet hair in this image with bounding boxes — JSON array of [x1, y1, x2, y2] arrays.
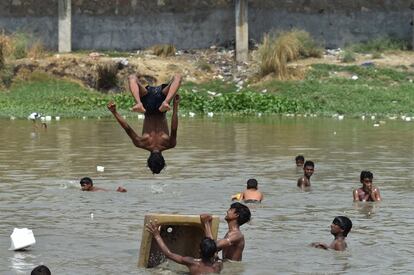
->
[[295, 155, 305, 162], [199, 237, 217, 260], [246, 178, 258, 189], [230, 202, 251, 226], [80, 177, 93, 186], [147, 152, 165, 174], [31, 265, 51, 275], [360, 170, 373, 181], [304, 160, 314, 168], [333, 216, 352, 237]]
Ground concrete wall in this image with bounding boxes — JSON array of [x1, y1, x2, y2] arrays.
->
[[0, 0, 413, 50]]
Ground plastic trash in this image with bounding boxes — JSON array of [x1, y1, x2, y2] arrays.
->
[[96, 166, 105, 172], [9, 228, 36, 251]]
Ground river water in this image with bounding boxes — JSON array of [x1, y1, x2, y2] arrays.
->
[[0, 116, 413, 274]]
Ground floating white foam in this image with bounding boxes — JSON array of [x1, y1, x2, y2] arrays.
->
[[96, 166, 105, 172]]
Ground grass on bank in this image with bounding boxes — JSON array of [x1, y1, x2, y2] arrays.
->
[[258, 29, 323, 79], [1, 64, 414, 118]]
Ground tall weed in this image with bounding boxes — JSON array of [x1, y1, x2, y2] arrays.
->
[[150, 44, 176, 57], [258, 30, 323, 79]]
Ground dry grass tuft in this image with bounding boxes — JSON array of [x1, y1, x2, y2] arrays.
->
[[150, 44, 176, 57], [258, 29, 323, 79], [27, 41, 46, 59]]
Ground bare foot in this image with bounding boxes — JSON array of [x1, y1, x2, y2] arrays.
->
[[159, 101, 171, 112], [131, 103, 146, 113]]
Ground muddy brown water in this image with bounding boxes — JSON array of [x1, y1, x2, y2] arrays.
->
[[0, 116, 413, 274]]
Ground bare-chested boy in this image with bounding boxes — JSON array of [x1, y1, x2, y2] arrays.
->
[[353, 170, 381, 202], [297, 160, 314, 189], [107, 75, 180, 174], [79, 177, 127, 192], [146, 221, 222, 275], [232, 178, 263, 203], [200, 202, 251, 261], [311, 216, 352, 251]]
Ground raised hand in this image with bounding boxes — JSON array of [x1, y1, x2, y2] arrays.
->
[[107, 101, 117, 112]]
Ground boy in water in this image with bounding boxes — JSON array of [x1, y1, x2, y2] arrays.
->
[[232, 178, 263, 203], [297, 160, 314, 189], [353, 170, 381, 202], [311, 216, 352, 251], [145, 221, 222, 275], [79, 177, 127, 192], [31, 265, 51, 275], [107, 74, 181, 174], [295, 155, 305, 167], [200, 202, 251, 261]]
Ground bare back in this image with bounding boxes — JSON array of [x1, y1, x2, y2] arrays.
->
[[188, 259, 222, 275], [242, 189, 263, 202]]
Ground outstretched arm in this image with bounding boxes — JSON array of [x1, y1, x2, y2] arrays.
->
[[146, 221, 194, 266], [107, 102, 144, 148], [168, 95, 180, 148]]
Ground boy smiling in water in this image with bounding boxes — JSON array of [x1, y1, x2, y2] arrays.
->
[[297, 160, 314, 189], [311, 216, 352, 251]]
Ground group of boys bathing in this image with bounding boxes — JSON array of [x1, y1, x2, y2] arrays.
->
[[80, 75, 382, 274]]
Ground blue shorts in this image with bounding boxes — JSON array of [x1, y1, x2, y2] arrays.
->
[[141, 84, 168, 114]]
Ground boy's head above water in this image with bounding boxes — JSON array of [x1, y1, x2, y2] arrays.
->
[[246, 178, 258, 189], [199, 237, 217, 260], [147, 151, 165, 174], [303, 160, 315, 177], [80, 177, 93, 191], [360, 170, 373, 185], [295, 155, 305, 167], [331, 216, 352, 237], [226, 202, 251, 226]]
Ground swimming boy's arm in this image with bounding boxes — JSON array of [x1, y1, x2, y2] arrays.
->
[[146, 221, 194, 266], [215, 231, 243, 251], [353, 189, 360, 201], [200, 214, 214, 239], [331, 240, 346, 251], [168, 94, 180, 148], [372, 187, 381, 201], [297, 177, 306, 189], [107, 102, 144, 148]]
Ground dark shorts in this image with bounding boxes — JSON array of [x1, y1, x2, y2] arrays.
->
[[141, 84, 168, 114]]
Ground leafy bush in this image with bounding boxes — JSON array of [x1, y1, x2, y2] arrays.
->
[[12, 32, 29, 59], [341, 51, 356, 63], [349, 37, 408, 53]]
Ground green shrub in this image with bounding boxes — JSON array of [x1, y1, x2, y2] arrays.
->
[[350, 37, 408, 53], [293, 29, 323, 58], [341, 51, 356, 63], [12, 32, 29, 59]]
